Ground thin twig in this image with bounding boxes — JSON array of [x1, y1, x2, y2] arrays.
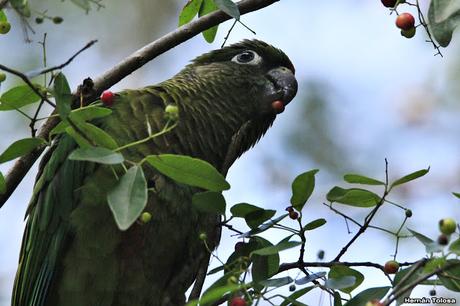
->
[[26, 40, 98, 78]]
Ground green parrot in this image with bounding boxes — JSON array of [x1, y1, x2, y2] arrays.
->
[[12, 39, 297, 306]]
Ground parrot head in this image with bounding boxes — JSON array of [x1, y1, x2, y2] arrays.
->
[[161, 39, 298, 171]]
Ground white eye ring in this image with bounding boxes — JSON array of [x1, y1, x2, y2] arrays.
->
[[231, 50, 262, 65]]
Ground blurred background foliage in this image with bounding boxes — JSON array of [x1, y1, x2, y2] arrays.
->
[[0, 0, 460, 304]]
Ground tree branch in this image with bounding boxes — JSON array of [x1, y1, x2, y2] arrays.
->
[[0, 0, 280, 207]]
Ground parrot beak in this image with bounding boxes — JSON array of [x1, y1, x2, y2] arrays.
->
[[266, 66, 298, 110], [267, 67, 298, 113]]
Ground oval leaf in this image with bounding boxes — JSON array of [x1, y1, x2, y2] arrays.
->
[[192, 191, 225, 215], [51, 106, 112, 136], [344, 286, 390, 306], [428, 0, 460, 47], [214, 0, 240, 19], [68, 147, 124, 165], [107, 165, 147, 231], [290, 169, 319, 210], [145, 154, 230, 191], [328, 265, 364, 293], [390, 167, 430, 189], [324, 276, 356, 290], [0, 84, 41, 110], [178, 0, 203, 26], [408, 228, 443, 253], [251, 237, 279, 282], [199, 0, 219, 43], [0, 137, 46, 163], [230, 202, 264, 217], [327, 187, 380, 207], [303, 218, 326, 231], [344, 174, 384, 185], [54, 72, 72, 120], [259, 276, 293, 288]]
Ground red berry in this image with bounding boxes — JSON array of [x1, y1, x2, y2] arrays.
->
[[384, 260, 400, 274], [396, 13, 415, 31], [271, 100, 285, 114], [289, 211, 299, 220], [230, 296, 246, 306], [381, 0, 397, 7], [100, 90, 115, 106]]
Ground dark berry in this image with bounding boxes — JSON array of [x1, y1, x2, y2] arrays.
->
[[289, 211, 299, 220]]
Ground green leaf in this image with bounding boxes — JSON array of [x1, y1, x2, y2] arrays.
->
[[199, 0, 219, 42], [290, 169, 318, 210], [230, 203, 275, 229], [0, 10, 7, 22], [0, 85, 41, 111], [65, 126, 91, 148], [187, 283, 241, 306], [326, 187, 380, 207], [449, 238, 460, 255], [251, 237, 279, 282], [295, 272, 326, 285], [231, 202, 264, 217], [324, 276, 356, 290], [50, 106, 112, 136], [192, 191, 225, 214], [259, 276, 293, 288], [453, 192, 460, 199], [70, 0, 91, 12], [428, 0, 460, 47], [423, 257, 446, 274], [68, 121, 118, 149], [214, 0, 240, 19], [279, 286, 314, 306], [394, 266, 426, 305], [303, 218, 326, 231], [407, 228, 443, 253], [107, 165, 147, 231], [328, 265, 364, 293], [0, 137, 46, 163], [68, 147, 124, 165], [438, 259, 460, 292], [0, 171, 5, 194], [390, 167, 430, 189], [251, 241, 301, 256], [54, 72, 72, 120], [179, 0, 203, 26], [344, 286, 390, 306], [145, 154, 230, 191], [344, 173, 384, 185]]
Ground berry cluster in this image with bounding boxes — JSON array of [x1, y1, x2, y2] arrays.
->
[[380, 0, 416, 39]]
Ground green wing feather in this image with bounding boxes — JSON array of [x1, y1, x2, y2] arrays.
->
[[12, 135, 93, 306], [12, 87, 170, 306]]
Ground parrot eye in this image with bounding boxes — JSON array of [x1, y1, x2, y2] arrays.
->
[[232, 50, 262, 65]]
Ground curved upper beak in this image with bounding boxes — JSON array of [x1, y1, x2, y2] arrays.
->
[[267, 66, 298, 105]]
